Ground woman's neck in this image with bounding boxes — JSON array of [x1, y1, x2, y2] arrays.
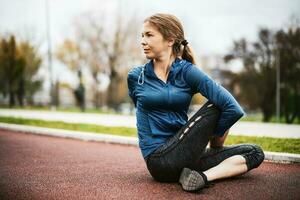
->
[[153, 54, 176, 76], [152, 53, 176, 83]]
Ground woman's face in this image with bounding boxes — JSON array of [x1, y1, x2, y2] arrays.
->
[[141, 21, 173, 60]]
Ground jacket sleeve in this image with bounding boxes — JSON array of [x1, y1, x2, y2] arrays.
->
[[184, 64, 245, 136], [127, 69, 137, 107]]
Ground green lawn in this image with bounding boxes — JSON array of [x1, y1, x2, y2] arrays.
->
[[0, 116, 136, 137], [0, 116, 299, 154], [241, 113, 300, 124], [1, 105, 299, 124], [0, 105, 117, 114]]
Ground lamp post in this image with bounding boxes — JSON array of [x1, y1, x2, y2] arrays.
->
[[276, 46, 281, 122], [45, 0, 54, 109]]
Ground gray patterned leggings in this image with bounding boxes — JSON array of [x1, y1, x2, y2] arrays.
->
[[145, 102, 265, 182]]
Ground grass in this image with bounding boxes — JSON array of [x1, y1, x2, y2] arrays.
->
[[1, 105, 299, 124], [240, 112, 300, 124], [0, 105, 118, 115], [0, 116, 137, 137], [225, 135, 300, 154], [0, 116, 299, 154]]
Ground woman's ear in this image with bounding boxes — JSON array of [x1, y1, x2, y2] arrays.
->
[[167, 38, 175, 47]]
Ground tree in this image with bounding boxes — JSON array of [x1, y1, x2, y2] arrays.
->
[[253, 29, 277, 122], [0, 35, 43, 107], [18, 41, 43, 105], [0, 36, 25, 107], [225, 20, 300, 123], [56, 39, 86, 111], [73, 12, 142, 110], [275, 24, 300, 123], [225, 29, 276, 122]]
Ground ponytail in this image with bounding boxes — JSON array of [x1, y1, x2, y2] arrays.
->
[[182, 44, 196, 65], [180, 39, 196, 65]]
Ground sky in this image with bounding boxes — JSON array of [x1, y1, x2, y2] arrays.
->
[[1, 0, 299, 53], [0, 0, 299, 92]]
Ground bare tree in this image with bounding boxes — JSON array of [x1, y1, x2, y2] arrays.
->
[[73, 12, 142, 109], [55, 39, 86, 111]]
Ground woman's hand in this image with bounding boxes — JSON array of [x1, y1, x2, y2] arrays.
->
[[209, 129, 229, 148]]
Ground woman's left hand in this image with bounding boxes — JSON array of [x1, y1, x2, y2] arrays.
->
[[209, 129, 229, 148]]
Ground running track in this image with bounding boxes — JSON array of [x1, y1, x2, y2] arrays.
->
[[0, 129, 299, 200]]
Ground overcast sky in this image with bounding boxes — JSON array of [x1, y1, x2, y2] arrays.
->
[[0, 0, 299, 88], [1, 0, 299, 53]]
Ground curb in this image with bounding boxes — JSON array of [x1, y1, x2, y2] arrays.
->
[[0, 123, 138, 146], [0, 122, 299, 163]]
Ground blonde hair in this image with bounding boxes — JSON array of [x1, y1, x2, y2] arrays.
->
[[144, 13, 196, 64]]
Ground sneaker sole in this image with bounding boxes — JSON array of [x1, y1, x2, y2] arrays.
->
[[179, 168, 205, 191]]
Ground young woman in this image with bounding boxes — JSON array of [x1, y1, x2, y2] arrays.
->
[[127, 13, 264, 192]]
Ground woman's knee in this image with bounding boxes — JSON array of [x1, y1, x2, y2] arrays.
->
[[242, 144, 265, 171]]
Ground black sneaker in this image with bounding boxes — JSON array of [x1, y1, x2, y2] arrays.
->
[[179, 168, 206, 192]]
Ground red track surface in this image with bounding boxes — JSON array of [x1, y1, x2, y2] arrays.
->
[[0, 129, 299, 200]]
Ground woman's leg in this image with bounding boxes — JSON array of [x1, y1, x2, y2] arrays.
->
[[191, 144, 265, 182], [204, 155, 247, 181], [146, 101, 264, 191], [178, 144, 264, 191], [146, 101, 220, 182]]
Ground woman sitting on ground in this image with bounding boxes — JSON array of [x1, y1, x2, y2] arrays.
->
[[127, 13, 264, 192]]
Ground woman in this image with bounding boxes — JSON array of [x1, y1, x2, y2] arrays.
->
[[127, 13, 264, 192]]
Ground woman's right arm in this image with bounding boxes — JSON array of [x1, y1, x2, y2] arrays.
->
[[184, 64, 245, 137]]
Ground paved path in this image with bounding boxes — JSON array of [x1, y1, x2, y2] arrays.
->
[[1, 109, 300, 138], [0, 130, 299, 200]]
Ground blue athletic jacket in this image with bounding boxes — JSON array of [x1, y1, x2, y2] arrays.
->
[[127, 58, 244, 158]]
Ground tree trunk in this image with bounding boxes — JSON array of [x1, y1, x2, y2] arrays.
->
[[9, 91, 15, 107], [17, 79, 25, 107], [107, 68, 120, 110]]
